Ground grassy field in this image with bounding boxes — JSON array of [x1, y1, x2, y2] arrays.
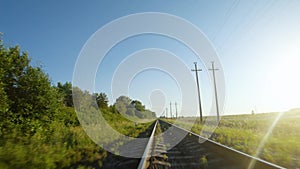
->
[[164, 108, 300, 169], [0, 108, 154, 169]]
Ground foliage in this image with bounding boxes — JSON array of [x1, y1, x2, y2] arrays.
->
[[0, 42, 61, 134], [0, 37, 154, 168], [94, 92, 109, 109], [0, 119, 105, 169], [114, 96, 156, 119], [57, 82, 73, 107]]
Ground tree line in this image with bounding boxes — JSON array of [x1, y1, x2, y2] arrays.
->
[[0, 35, 155, 131], [58, 83, 156, 119], [0, 35, 155, 168]]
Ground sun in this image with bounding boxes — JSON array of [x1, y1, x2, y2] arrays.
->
[[265, 44, 300, 111]]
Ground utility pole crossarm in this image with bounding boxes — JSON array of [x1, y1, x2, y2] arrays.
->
[[191, 69, 202, 71]]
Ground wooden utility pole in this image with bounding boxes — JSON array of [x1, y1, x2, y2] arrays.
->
[[209, 61, 220, 122], [170, 102, 172, 118], [191, 62, 203, 123], [175, 102, 178, 119], [166, 108, 168, 118]]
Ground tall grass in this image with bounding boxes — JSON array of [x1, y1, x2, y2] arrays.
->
[[164, 109, 300, 168]]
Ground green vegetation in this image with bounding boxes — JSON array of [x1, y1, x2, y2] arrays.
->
[[164, 110, 300, 168], [200, 155, 208, 169], [114, 96, 156, 120], [0, 36, 154, 168]]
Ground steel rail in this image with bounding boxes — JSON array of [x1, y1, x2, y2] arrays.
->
[[137, 120, 158, 169]]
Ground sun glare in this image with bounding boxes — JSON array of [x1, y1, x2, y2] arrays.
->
[[264, 44, 300, 111], [247, 111, 285, 169]]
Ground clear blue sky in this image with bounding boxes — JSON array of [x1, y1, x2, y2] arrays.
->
[[1, 0, 299, 116]]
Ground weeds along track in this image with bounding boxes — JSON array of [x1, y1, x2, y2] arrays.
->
[[138, 119, 285, 169]]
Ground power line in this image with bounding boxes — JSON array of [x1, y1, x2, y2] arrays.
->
[[212, 0, 240, 41], [191, 62, 203, 123]]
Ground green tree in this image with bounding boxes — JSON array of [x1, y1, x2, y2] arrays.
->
[[114, 96, 131, 115], [114, 96, 156, 119], [1, 45, 30, 112], [0, 36, 60, 132], [57, 81, 73, 107], [131, 100, 145, 112], [0, 36, 10, 130], [95, 92, 109, 109], [0, 35, 107, 169]]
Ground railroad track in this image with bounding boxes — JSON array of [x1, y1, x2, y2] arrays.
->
[[137, 119, 285, 169]]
